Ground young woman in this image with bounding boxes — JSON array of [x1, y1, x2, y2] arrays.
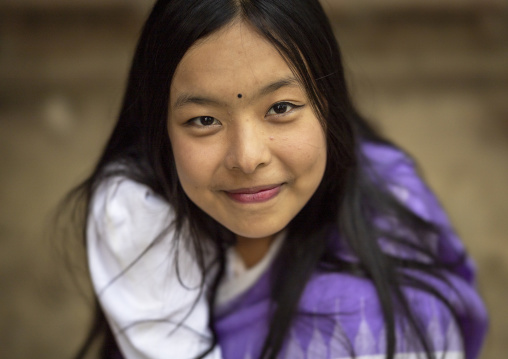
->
[[71, 0, 488, 358]]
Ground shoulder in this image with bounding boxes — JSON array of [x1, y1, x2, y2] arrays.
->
[[87, 176, 175, 271], [361, 141, 441, 224], [361, 141, 417, 196], [90, 176, 170, 222], [361, 141, 415, 174], [87, 177, 221, 358], [361, 142, 477, 281]]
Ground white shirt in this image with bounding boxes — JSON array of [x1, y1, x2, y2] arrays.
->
[[87, 177, 281, 359]]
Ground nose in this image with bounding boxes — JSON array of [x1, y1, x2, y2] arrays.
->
[[224, 119, 272, 174]]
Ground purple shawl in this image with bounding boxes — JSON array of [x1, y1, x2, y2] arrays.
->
[[214, 143, 488, 359]]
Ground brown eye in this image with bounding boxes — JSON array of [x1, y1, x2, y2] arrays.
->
[[273, 103, 289, 114], [187, 116, 221, 127], [266, 102, 302, 116], [199, 116, 216, 126]]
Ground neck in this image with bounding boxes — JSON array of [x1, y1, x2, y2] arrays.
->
[[234, 234, 275, 268]]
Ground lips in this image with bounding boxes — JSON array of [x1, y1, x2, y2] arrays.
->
[[225, 184, 282, 203]]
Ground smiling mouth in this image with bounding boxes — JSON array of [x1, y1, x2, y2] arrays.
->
[[224, 184, 282, 203]]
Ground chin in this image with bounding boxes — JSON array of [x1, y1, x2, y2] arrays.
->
[[228, 223, 286, 241]]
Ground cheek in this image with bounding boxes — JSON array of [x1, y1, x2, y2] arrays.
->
[[170, 137, 218, 189], [278, 123, 327, 179]]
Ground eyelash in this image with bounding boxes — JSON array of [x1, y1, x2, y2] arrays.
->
[[186, 101, 303, 128], [266, 101, 303, 116], [186, 116, 221, 127]]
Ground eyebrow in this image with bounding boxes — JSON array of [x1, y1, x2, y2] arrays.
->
[[173, 94, 226, 109], [258, 76, 300, 97], [173, 76, 300, 109]]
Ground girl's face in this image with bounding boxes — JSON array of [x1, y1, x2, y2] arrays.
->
[[168, 21, 327, 244]]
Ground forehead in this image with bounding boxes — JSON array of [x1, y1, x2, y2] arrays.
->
[[170, 21, 296, 98]]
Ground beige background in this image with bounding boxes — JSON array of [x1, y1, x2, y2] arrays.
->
[[0, 0, 507, 358]]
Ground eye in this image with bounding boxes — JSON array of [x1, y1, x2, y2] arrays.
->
[[266, 102, 302, 116], [187, 116, 221, 127]]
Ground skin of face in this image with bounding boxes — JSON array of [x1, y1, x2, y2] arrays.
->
[[168, 21, 327, 266]]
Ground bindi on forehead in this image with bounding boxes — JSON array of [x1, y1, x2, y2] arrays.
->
[[237, 93, 243, 98]]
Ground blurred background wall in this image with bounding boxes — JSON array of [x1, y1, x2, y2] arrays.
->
[[0, 0, 507, 358]]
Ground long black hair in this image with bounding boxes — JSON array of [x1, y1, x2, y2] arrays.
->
[[68, 0, 464, 358]]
